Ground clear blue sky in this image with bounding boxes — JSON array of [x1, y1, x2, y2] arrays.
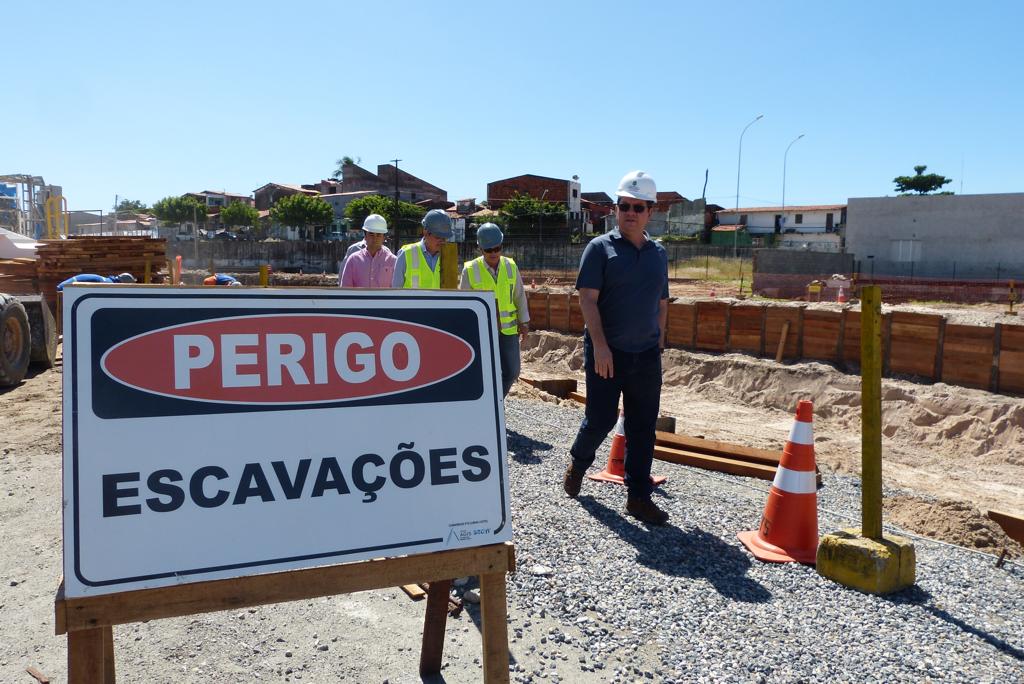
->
[[8, 1, 1023, 212]]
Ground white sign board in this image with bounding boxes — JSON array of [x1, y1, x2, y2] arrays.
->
[[62, 287, 512, 597]]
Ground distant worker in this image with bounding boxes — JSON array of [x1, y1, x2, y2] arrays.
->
[[562, 170, 671, 526], [459, 223, 529, 397], [57, 273, 135, 291], [203, 274, 242, 286], [340, 214, 396, 288], [391, 209, 453, 289]]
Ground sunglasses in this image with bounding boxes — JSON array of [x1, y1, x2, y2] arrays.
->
[[617, 201, 648, 213], [482, 246, 502, 253]]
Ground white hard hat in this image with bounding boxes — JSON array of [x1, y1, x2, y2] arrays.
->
[[362, 214, 388, 234], [616, 170, 657, 202]]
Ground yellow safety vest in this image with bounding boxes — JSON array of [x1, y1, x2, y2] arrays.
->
[[399, 242, 441, 289], [465, 256, 519, 335]]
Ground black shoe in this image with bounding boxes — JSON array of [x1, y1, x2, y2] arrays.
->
[[626, 497, 669, 526], [563, 465, 584, 498]]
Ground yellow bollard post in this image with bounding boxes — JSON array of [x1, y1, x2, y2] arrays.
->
[[817, 286, 916, 594], [144, 259, 152, 285], [439, 243, 459, 290], [259, 265, 269, 287], [861, 285, 883, 540]]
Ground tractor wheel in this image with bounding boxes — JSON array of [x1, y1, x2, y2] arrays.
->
[[0, 294, 31, 387]]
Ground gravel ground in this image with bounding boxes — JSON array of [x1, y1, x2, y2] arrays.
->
[[2, 374, 1022, 682]]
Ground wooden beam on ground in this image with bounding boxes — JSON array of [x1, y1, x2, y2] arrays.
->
[[401, 583, 428, 600], [568, 391, 586, 404], [654, 445, 777, 481], [520, 377, 578, 399], [656, 431, 781, 466]]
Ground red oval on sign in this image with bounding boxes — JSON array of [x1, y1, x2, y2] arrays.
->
[[100, 314, 475, 404]]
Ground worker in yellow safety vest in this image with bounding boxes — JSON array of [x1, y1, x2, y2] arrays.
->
[[459, 222, 530, 397], [391, 209, 452, 289]]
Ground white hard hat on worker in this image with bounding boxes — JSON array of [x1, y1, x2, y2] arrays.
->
[[614, 170, 656, 237], [616, 170, 657, 202]]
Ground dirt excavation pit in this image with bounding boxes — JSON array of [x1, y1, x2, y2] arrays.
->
[[520, 330, 1024, 557]]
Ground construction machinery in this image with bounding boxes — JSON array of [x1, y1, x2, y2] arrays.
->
[[0, 175, 61, 385]]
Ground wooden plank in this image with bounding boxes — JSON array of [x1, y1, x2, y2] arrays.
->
[[665, 302, 696, 348], [520, 377, 577, 398], [569, 294, 585, 333], [419, 579, 453, 676], [402, 583, 428, 600], [26, 667, 50, 684], [889, 311, 942, 378], [999, 324, 1024, 393], [67, 627, 105, 684], [695, 301, 729, 351], [548, 294, 570, 332], [802, 310, 843, 362], [58, 543, 514, 633], [656, 431, 781, 466], [765, 307, 801, 360], [728, 305, 764, 354], [479, 571, 511, 684], [987, 510, 1024, 546], [568, 391, 586, 404], [941, 324, 994, 389], [526, 292, 549, 330], [775, 321, 790, 363], [654, 445, 777, 481]]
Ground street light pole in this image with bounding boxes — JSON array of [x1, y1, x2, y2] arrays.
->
[[390, 158, 401, 252], [734, 114, 764, 256], [781, 133, 805, 234], [538, 189, 549, 274]]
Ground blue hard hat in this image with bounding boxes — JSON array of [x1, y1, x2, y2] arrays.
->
[[421, 209, 452, 238], [477, 223, 504, 250]]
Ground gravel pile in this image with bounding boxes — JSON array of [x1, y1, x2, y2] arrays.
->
[[502, 397, 1024, 683]]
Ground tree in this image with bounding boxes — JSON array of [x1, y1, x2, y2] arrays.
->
[[270, 193, 334, 229], [152, 195, 206, 225], [332, 155, 362, 180], [344, 194, 425, 229], [498, 191, 565, 221], [114, 198, 149, 213], [220, 201, 259, 228], [893, 165, 953, 195]]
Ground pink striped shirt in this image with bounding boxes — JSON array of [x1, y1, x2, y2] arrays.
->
[[340, 246, 397, 288]]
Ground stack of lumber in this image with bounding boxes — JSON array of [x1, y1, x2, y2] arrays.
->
[[35, 236, 167, 294], [654, 431, 821, 485], [0, 258, 39, 295]]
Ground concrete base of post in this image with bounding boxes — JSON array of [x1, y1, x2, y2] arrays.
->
[[817, 527, 916, 595]]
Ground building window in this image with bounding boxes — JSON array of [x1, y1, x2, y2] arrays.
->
[[795, 214, 803, 224], [572, 188, 578, 198], [412, 193, 417, 200], [739, 214, 747, 225]]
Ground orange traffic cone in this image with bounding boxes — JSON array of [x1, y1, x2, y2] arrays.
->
[[737, 400, 819, 563], [588, 409, 667, 487], [837, 287, 847, 303]]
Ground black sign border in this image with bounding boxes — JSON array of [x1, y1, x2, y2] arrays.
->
[[69, 291, 508, 589]]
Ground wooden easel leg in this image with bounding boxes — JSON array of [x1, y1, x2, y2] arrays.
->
[[479, 571, 510, 684], [103, 625, 116, 684], [419, 579, 452, 676], [67, 628, 105, 684]]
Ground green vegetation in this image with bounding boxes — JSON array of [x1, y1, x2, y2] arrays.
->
[[893, 165, 953, 195], [114, 199, 149, 213], [270, 194, 334, 228], [152, 195, 206, 225], [220, 201, 259, 228], [498, 192, 564, 221], [344, 194, 425, 229]]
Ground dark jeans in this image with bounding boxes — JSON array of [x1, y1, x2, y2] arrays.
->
[[498, 332, 521, 398], [569, 334, 662, 499]]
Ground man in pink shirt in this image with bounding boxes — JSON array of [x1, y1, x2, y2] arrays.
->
[[340, 213, 396, 288]]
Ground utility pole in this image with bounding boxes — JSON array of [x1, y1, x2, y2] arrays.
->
[[391, 158, 402, 252]]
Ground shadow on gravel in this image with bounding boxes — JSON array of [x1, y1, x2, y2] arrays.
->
[[885, 586, 1024, 662], [578, 496, 772, 603], [506, 430, 555, 464]]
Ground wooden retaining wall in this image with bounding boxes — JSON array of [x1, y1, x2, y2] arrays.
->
[[527, 292, 1024, 396]]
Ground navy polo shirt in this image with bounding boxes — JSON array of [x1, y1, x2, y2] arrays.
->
[[575, 229, 669, 353]]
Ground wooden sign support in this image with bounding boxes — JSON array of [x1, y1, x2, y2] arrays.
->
[[56, 542, 515, 683]]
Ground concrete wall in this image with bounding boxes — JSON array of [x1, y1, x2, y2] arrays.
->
[[752, 249, 855, 298], [846, 193, 1024, 279]]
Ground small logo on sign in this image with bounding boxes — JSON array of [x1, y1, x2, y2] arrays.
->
[[101, 314, 475, 405]]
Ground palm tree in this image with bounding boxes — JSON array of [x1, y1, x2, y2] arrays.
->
[[332, 155, 361, 180]]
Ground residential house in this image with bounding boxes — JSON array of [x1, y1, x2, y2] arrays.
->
[[303, 179, 342, 195], [338, 162, 447, 204], [846, 193, 1024, 279], [184, 190, 254, 209], [253, 183, 319, 211], [487, 174, 582, 214], [716, 204, 846, 250]]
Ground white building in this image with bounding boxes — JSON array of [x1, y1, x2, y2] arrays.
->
[[716, 204, 846, 235]]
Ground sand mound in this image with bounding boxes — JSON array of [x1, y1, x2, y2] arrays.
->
[[884, 495, 1023, 558]]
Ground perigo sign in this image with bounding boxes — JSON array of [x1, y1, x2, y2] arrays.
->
[[63, 288, 511, 597]]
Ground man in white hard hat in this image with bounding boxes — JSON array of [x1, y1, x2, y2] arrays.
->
[[391, 209, 452, 289], [340, 214, 396, 288], [459, 222, 530, 397], [563, 170, 671, 526]]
